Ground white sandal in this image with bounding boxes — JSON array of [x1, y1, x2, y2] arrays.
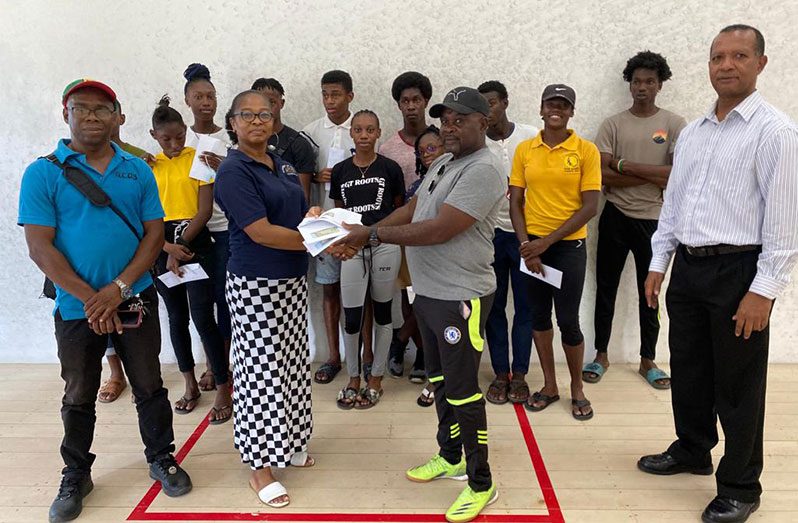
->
[[250, 480, 290, 508], [290, 451, 315, 467]]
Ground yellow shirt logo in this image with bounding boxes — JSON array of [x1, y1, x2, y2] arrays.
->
[[564, 153, 580, 172]]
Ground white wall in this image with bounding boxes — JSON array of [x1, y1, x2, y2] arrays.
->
[[1, 0, 797, 364]]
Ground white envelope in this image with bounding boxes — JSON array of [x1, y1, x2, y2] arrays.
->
[[157, 263, 209, 288], [519, 259, 563, 289], [189, 136, 227, 183]]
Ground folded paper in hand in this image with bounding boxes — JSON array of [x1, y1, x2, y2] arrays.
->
[[189, 136, 227, 183], [157, 263, 209, 288], [519, 259, 563, 289], [298, 208, 362, 256]]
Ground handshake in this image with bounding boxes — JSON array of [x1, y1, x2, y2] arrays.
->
[[304, 207, 372, 261]]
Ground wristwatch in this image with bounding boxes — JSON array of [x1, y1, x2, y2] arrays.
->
[[114, 278, 133, 300], [368, 227, 381, 247]]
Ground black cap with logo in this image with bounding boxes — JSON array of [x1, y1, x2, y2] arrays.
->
[[541, 84, 576, 107], [429, 86, 490, 118]]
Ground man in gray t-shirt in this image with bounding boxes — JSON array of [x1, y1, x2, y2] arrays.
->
[[334, 87, 504, 522]]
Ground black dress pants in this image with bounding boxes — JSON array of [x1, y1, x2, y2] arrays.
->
[[665, 246, 768, 503], [54, 285, 175, 476]]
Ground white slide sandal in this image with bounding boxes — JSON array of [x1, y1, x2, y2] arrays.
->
[[290, 451, 315, 467], [251, 480, 290, 508]]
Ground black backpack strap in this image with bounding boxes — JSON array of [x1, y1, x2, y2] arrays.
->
[[44, 154, 142, 241]]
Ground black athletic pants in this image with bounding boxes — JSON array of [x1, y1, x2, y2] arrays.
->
[[594, 202, 660, 359], [414, 294, 494, 492], [665, 245, 768, 503]]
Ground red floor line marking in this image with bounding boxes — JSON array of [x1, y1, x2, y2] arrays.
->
[[513, 403, 564, 523], [128, 405, 562, 522]]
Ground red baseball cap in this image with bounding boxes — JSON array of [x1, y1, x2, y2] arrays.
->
[[62, 78, 117, 107]]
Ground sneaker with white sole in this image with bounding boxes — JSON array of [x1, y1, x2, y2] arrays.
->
[[445, 483, 498, 523], [406, 454, 467, 482]]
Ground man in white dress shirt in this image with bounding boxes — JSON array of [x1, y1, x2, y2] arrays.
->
[[638, 25, 798, 523]]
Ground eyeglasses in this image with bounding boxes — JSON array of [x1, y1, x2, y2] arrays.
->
[[68, 105, 116, 119], [232, 111, 273, 123], [428, 164, 446, 194]]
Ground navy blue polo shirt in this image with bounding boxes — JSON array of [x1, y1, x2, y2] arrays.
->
[[18, 140, 165, 320], [214, 149, 309, 279]]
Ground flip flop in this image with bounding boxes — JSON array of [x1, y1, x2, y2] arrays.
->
[[336, 387, 359, 410], [198, 370, 216, 391], [250, 480, 290, 508], [582, 362, 607, 384], [97, 379, 127, 403], [208, 404, 232, 425], [525, 391, 560, 412], [314, 362, 342, 384], [174, 392, 201, 414], [641, 368, 671, 390], [572, 398, 594, 421], [417, 387, 434, 407], [353, 387, 383, 410], [486, 377, 510, 405]]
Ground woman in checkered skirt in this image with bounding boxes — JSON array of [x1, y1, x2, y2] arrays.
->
[[214, 89, 324, 508]]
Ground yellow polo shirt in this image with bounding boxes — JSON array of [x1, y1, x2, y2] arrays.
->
[[152, 147, 209, 222], [509, 130, 601, 240]]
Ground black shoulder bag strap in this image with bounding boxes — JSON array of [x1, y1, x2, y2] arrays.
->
[[39, 154, 143, 300], [44, 154, 142, 241]]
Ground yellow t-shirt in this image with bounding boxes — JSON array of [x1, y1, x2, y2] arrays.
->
[[509, 130, 601, 240], [152, 147, 209, 222]]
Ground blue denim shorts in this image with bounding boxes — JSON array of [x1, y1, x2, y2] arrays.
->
[[314, 253, 342, 285]]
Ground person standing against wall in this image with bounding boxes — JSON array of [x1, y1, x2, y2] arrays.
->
[[148, 96, 232, 424], [182, 63, 233, 393], [381, 71, 433, 380], [303, 70, 362, 385], [638, 25, 798, 523], [251, 77, 317, 202], [584, 51, 686, 390], [18, 79, 191, 522], [478, 80, 538, 406], [331, 110, 405, 409], [509, 84, 600, 421]]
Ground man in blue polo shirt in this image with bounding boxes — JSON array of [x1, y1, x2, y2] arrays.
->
[[18, 79, 192, 522]]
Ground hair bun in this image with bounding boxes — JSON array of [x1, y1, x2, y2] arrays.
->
[[157, 94, 171, 107], [183, 63, 211, 82]]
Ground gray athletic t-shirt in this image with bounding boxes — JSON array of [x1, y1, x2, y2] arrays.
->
[[406, 147, 505, 301]]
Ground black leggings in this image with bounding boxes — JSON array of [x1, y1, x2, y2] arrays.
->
[[153, 249, 228, 386], [526, 236, 587, 346]]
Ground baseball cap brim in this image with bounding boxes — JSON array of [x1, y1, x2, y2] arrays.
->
[[62, 80, 117, 106], [541, 93, 575, 106], [429, 101, 483, 118]]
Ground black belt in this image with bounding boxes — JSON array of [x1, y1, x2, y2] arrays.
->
[[682, 244, 760, 257]]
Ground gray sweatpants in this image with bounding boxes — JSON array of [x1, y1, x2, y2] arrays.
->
[[340, 243, 401, 378]]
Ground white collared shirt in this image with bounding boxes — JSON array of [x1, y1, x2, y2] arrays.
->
[[302, 113, 355, 209], [650, 91, 798, 299]]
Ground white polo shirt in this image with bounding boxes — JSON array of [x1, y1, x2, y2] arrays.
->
[[486, 122, 539, 232], [302, 113, 355, 210]]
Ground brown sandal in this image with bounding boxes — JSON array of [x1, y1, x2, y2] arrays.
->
[[97, 379, 127, 403], [508, 377, 530, 404], [174, 392, 201, 414], [486, 377, 510, 405]]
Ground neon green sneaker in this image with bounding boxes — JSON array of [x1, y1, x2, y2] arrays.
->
[[405, 454, 467, 483], [445, 483, 498, 523]]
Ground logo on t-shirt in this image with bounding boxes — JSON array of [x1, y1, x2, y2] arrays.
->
[[281, 163, 297, 176], [563, 153, 580, 173], [652, 129, 668, 144]]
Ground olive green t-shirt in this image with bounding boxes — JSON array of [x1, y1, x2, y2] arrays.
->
[[594, 108, 687, 220]]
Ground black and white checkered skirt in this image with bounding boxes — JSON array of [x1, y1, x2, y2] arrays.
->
[[226, 272, 313, 469]]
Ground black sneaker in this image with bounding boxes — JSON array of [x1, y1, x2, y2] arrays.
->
[[149, 454, 192, 497], [49, 474, 93, 522]]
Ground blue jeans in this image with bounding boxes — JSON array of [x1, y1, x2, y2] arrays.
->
[[210, 230, 232, 340], [486, 229, 533, 375]]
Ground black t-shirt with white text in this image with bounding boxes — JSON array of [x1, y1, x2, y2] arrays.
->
[[329, 154, 406, 226]]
